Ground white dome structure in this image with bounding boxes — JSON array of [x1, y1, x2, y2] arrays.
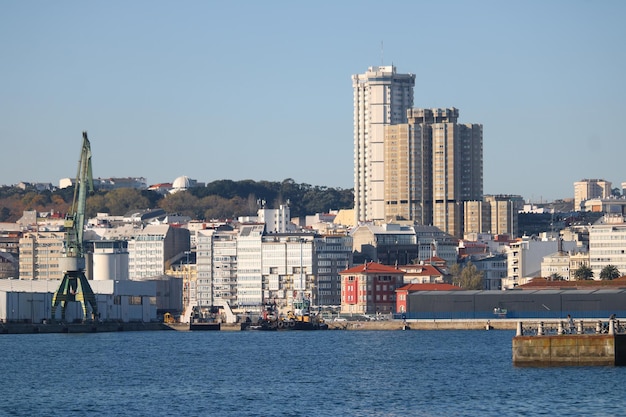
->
[[172, 175, 191, 190]]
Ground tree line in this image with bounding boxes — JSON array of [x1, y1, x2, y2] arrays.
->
[[0, 178, 354, 222]]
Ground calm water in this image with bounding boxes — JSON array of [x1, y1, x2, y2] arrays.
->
[[1, 329, 625, 416]]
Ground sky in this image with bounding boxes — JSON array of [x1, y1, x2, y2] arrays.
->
[[1, 1, 625, 203]]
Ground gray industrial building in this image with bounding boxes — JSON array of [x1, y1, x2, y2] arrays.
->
[[402, 289, 626, 320], [0, 279, 157, 323]]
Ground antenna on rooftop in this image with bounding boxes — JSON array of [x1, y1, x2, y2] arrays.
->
[[380, 41, 384, 66]]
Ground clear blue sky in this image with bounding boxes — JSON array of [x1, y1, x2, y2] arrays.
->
[[2, 1, 625, 203]]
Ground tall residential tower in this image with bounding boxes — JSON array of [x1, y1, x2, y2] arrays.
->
[[383, 108, 483, 238], [352, 66, 415, 224]]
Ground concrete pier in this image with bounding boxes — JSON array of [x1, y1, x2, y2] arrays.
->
[[513, 334, 626, 366]]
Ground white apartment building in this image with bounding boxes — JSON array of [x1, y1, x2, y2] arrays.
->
[[540, 250, 590, 281], [353, 65, 415, 224], [540, 252, 571, 280], [236, 224, 264, 307], [504, 236, 578, 288], [258, 204, 294, 233], [589, 214, 626, 279], [195, 227, 353, 311], [60, 176, 147, 190], [196, 228, 238, 308], [128, 224, 190, 280], [262, 234, 315, 310]]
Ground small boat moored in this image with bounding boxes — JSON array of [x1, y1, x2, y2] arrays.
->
[[189, 306, 221, 331]]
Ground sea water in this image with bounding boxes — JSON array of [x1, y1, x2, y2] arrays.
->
[[1, 330, 625, 416]]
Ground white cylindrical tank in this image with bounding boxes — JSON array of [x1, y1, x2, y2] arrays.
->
[[93, 252, 129, 280]]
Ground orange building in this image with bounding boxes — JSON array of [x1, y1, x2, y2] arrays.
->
[[340, 262, 404, 314]]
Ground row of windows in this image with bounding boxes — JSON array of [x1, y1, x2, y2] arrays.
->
[[343, 293, 397, 302]]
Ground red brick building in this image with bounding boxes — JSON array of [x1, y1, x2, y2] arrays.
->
[[340, 262, 404, 314]]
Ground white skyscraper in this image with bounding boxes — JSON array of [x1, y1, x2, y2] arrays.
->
[[352, 65, 415, 224]]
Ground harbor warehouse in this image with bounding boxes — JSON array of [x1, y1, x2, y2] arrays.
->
[[0, 279, 156, 323], [402, 288, 626, 320]]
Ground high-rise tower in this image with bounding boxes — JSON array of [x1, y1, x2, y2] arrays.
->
[[352, 66, 415, 224], [383, 108, 483, 238]]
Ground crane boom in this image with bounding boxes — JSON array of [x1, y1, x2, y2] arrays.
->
[[63, 132, 94, 259], [52, 132, 98, 322]]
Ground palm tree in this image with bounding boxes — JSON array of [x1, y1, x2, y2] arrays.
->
[[548, 273, 563, 281], [573, 265, 593, 281], [600, 264, 621, 280]]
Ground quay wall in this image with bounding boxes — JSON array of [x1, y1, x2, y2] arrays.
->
[[0, 319, 522, 334], [513, 334, 626, 366], [1, 322, 171, 334], [326, 319, 517, 331], [170, 319, 518, 332]]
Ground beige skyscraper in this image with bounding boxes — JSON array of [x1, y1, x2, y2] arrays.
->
[[383, 108, 483, 238], [574, 179, 612, 211], [384, 121, 431, 225], [464, 195, 524, 237], [353, 66, 415, 224]]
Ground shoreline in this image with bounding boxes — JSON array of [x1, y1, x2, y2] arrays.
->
[[0, 319, 521, 334], [0, 322, 171, 334], [217, 319, 519, 331]]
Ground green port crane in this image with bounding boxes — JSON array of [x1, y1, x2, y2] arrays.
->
[[51, 132, 99, 321]]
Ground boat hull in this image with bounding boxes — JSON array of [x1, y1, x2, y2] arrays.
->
[[189, 322, 221, 331], [243, 319, 328, 331]]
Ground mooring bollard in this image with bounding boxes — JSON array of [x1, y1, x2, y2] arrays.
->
[[577, 320, 583, 335], [516, 321, 523, 336], [558, 321, 564, 335], [609, 319, 615, 335], [537, 321, 544, 336]]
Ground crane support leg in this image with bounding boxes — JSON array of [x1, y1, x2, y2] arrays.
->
[[52, 272, 98, 322]]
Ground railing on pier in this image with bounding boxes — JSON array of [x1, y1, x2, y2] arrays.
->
[[516, 319, 625, 336]]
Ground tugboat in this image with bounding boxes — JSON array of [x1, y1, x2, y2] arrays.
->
[[247, 295, 327, 331]]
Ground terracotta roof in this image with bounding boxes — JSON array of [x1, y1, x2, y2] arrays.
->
[[398, 264, 444, 277], [341, 262, 403, 275], [396, 283, 461, 292], [426, 256, 446, 263], [520, 276, 626, 289]]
